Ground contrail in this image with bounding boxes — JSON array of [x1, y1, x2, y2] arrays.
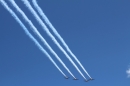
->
[[0, 0, 67, 78], [32, 0, 92, 79], [21, 0, 87, 80], [9, 0, 76, 79]]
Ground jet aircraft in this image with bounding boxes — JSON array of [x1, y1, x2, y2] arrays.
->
[[84, 79, 90, 82], [89, 78, 94, 81], [73, 78, 78, 80], [64, 76, 69, 79]]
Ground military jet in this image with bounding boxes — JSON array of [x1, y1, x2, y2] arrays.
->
[[64, 76, 69, 79], [84, 79, 90, 82], [73, 78, 78, 80], [89, 78, 94, 81]]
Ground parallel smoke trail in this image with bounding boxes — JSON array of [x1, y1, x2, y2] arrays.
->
[[9, 0, 76, 79], [0, 0, 67, 77], [32, 0, 92, 79], [22, 0, 87, 80]]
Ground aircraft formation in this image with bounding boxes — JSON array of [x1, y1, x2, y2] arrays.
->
[[0, 0, 94, 82], [65, 76, 94, 82]]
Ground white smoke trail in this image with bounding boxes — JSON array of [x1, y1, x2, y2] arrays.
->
[[32, 0, 92, 79], [9, 0, 76, 79], [21, 0, 87, 80], [0, 0, 67, 77]]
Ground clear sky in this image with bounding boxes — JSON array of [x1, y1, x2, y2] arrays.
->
[[0, 0, 130, 86]]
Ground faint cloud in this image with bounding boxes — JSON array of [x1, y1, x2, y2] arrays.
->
[[126, 67, 130, 78]]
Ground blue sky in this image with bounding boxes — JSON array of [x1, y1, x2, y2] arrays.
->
[[0, 0, 130, 86]]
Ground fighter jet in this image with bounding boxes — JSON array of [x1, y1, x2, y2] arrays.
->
[[64, 76, 69, 79], [73, 78, 78, 80], [89, 78, 94, 81], [84, 79, 90, 82]]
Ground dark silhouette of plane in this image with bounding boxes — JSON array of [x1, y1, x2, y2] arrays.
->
[[84, 79, 90, 82], [89, 78, 95, 81], [64, 76, 69, 79], [84, 78, 94, 82], [73, 78, 78, 80]]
